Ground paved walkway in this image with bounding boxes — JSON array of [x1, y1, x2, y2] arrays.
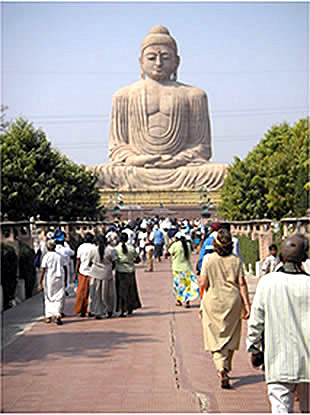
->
[[1, 256, 294, 413]]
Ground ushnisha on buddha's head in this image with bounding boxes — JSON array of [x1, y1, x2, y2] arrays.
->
[[139, 25, 180, 81]]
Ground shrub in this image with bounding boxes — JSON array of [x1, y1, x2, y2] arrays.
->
[[238, 236, 259, 270], [19, 242, 36, 298], [1, 243, 18, 309]]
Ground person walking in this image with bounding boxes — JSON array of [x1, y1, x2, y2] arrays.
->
[[261, 243, 280, 275], [106, 225, 119, 247], [73, 233, 96, 317], [247, 234, 310, 413], [196, 222, 222, 275], [144, 227, 154, 272], [152, 225, 165, 262], [37, 239, 66, 326], [88, 234, 117, 319], [196, 222, 221, 299], [54, 229, 74, 317], [115, 232, 142, 317], [168, 232, 200, 308], [137, 226, 147, 263], [200, 228, 250, 389]]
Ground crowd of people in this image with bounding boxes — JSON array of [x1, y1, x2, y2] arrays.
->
[[35, 216, 310, 413], [36, 216, 204, 325]]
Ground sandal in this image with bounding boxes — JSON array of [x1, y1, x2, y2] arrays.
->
[[45, 317, 52, 324], [219, 369, 231, 389], [185, 301, 190, 308], [176, 300, 182, 306], [55, 318, 63, 326]]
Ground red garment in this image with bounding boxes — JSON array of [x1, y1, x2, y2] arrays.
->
[[74, 273, 90, 314]]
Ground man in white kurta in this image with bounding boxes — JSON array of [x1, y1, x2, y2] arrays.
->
[[247, 235, 310, 413], [38, 240, 65, 325]]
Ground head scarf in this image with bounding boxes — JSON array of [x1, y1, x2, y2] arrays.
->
[[211, 222, 222, 232]]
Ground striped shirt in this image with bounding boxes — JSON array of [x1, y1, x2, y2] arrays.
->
[[246, 271, 310, 384]]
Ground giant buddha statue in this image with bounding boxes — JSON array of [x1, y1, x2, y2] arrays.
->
[[91, 25, 227, 191]]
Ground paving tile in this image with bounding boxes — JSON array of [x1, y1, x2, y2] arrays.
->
[[3, 255, 286, 413]]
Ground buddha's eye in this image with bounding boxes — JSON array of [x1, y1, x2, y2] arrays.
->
[[146, 54, 156, 60]]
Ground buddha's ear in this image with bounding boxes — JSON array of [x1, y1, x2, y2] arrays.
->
[[139, 56, 145, 80], [172, 55, 180, 81]]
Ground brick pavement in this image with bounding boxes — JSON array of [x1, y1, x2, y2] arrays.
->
[[2, 255, 300, 413]]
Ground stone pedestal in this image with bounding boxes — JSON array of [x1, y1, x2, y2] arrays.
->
[[101, 189, 221, 220]]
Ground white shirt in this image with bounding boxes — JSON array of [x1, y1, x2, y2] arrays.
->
[[137, 231, 147, 248], [41, 251, 64, 279], [88, 246, 117, 281], [247, 270, 310, 384], [123, 228, 136, 246], [77, 243, 96, 275], [55, 243, 74, 268], [261, 254, 280, 275]]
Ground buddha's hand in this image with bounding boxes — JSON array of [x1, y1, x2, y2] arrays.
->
[[153, 155, 185, 168], [125, 154, 161, 167]]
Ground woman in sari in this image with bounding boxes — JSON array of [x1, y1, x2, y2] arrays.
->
[[88, 234, 117, 319], [168, 232, 200, 308], [200, 228, 250, 389], [115, 232, 142, 317]]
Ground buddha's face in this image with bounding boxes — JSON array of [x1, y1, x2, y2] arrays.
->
[[140, 44, 179, 81]]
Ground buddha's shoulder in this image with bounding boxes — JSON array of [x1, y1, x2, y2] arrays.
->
[[174, 81, 207, 98], [113, 80, 145, 98], [113, 80, 207, 99]]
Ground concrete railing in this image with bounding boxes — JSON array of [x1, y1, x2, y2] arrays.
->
[[1, 214, 309, 275], [1, 215, 309, 257]]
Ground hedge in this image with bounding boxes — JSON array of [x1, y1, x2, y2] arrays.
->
[[19, 242, 36, 298], [238, 235, 260, 270], [1, 242, 37, 309], [1, 243, 18, 310]]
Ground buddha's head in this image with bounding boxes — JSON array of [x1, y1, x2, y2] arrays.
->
[[139, 25, 180, 81]]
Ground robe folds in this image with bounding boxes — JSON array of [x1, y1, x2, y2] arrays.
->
[[109, 80, 212, 163], [91, 79, 227, 191]]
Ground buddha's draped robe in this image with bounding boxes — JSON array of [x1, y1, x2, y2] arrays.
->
[[91, 80, 227, 191], [109, 80, 211, 163]]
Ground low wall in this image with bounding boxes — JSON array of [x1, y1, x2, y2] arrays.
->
[[1, 215, 309, 263]]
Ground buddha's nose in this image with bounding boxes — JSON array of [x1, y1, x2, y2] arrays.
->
[[155, 55, 162, 66]]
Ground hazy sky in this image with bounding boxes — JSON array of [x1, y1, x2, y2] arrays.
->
[[2, 1, 309, 167]]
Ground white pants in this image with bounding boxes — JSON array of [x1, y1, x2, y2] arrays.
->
[[268, 382, 310, 413], [88, 277, 116, 315]]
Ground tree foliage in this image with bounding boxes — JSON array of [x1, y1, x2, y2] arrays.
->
[[0, 105, 10, 133], [1, 118, 104, 220], [217, 118, 309, 220]]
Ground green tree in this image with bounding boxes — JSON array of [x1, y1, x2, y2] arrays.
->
[[1, 118, 104, 220], [217, 118, 309, 220], [0, 105, 10, 133]]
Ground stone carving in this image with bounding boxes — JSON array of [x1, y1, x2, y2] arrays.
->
[[91, 25, 227, 191]]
